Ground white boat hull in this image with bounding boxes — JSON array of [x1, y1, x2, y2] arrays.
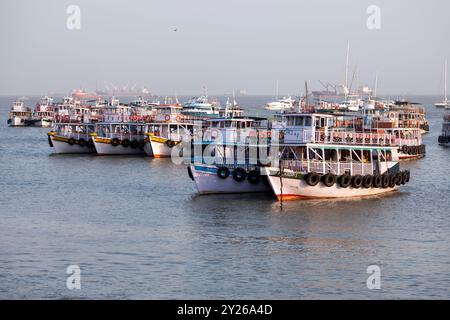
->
[[50, 136, 94, 154], [8, 116, 30, 127], [150, 140, 172, 158], [92, 139, 145, 155], [265, 171, 398, 200], [190, 164, 271, 194]]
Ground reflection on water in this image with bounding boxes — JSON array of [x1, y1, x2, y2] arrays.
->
[[0, 95, 449, 299]]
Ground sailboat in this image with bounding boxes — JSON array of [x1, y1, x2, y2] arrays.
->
[[435, 59, 449, 108]]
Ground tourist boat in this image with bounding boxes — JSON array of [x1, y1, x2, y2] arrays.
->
[[435, 59, 450, 108], [262, 113, 410, 200], [389, 100, 429, 134], [438, 113, 450, 146], [143, 102, 191, 157], [90, 122, 147, 155], [187, 117, 272, 194], [7, 99, 32, 127], [371, 110, 425, 160], [47, 123, 96, 154], [32, 96, 55, 127]]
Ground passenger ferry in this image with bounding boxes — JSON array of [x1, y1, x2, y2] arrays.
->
[[7, 99, 32, 127], [90, 122, 147, 155], [262, 113, 410, 200], [371, 110, 425, 160], [438, 114, 450, 146], [32, 96, 55, 127], [187, 117, 272, 194], [47, 123, 96, 154]]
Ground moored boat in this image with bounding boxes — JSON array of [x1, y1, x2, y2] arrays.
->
[[91, 122, 147, 155], [47, 123, 96, 154], [262, 113, 410, 200], [438, 114, 450, 146], [7, 99, 32, 127]]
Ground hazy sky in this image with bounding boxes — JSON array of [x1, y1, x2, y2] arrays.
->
[[1, 0, 449, 95]]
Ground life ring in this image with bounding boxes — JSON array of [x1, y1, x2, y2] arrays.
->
[[247, 170, 261, 184], [321, 173, 336, 187], [402, 145, 408, 153], [338, 174, 352, 188], [165, 114, 171, 122], [352, 175, 363, 189], [362, 175, 373, 188], [232, 168, 247, 182], [176, 115, 182, 122], [68, 138, 75, 146], [305, 172, 321, 186], [187, 166, 194, 181], [217, 167, 230, 179]]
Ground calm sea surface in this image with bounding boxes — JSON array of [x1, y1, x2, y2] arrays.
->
[[0, 95, 449, 299]]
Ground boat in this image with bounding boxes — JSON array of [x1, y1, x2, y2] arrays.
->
[[435, 59, 450, 108], [262, 113, 410, 200], [187, 117, 272, 194], [265, 96, 295, 111], [47, 123, 96, 154], [438, 113, 450, 146], [182, 87, 219, 117], [7, 99, 32, 127], [90, 122, 147, 155], [143, 102, 190, 157], [32, 96, 55, 127]]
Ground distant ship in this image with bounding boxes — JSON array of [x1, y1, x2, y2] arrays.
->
[[72, 89, 98, 100]]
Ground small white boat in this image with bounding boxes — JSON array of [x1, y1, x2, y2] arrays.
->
[[47, 123, 96, 154], [91, 122, 147, 155], [265, 96, 295, 111], [7, 99, 32, 127]]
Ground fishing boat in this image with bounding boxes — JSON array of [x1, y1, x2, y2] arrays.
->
[[435, 59, 450, 108], [438, 113, 450, 146], [187, 117, 272, 194], [7, 99, 32, 127], [90, 122, 147, 155], [47, 123, 96, 154], [262, 113, 410, 200]]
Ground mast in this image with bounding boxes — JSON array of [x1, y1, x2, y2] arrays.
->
[[344, 41, 350, 99], [275, 80, 279, 100], [374, 71, 378, 99], [445, 59, 448, 103]]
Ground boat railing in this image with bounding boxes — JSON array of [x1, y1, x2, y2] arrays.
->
[[315, 130, 395, 146], [55, 132, 91, 140], [100, 133, 145, 140], [393, 137, 422, 147], [280, 159, 375, 176]]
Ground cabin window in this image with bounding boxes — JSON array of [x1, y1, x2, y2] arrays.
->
[[304, 117, 312, 126], [320, 118, 326, 127]]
